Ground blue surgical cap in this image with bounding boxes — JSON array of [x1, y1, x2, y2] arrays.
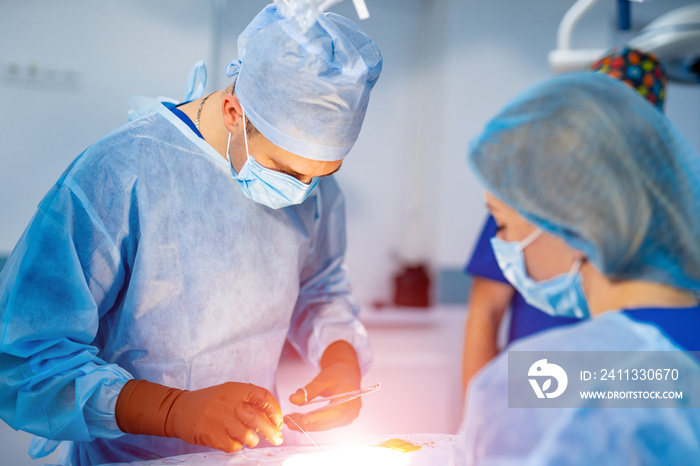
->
[[225, 4, 382, 161], [469, 72, 700, 290]]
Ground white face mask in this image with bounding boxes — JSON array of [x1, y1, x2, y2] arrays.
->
[[226, 109, 319, 210], [490, 228, 590, 319]]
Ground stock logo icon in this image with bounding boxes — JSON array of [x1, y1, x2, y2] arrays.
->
[[528, 359, 568, 399]]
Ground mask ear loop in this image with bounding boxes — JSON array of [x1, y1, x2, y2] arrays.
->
[[567, 258, 584, 281], [226, 103, 249, 177], [226, 132, 232, 164], [571, 258, 583, 273], [241, 107, 251, 161], [518, 228, 543, 251], [518, 228, 585, 280]]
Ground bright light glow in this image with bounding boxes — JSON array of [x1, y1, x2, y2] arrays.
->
[[283, 446, 411, 466]]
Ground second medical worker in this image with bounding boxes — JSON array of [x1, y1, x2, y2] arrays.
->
[[0, 4, 382, 465], [460, 46, 668, 395]]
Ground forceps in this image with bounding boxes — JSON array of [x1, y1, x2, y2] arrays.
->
[[283, 384, 381, 447], [298, 383, 381, 412]]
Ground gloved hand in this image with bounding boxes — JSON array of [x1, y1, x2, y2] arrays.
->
[[116, 379, 283, 453], [285, 340, 362, 432]]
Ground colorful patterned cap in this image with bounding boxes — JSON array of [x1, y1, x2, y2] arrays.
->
[[590, 46, 666, 111]]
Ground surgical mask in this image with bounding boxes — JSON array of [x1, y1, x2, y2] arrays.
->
[[490, 229, 590, 319], [226, 109, 319, 210]]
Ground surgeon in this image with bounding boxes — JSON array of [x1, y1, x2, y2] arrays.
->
[[460, 46, 668, 397], [0, 4, 382, 465], [455, 72, 700, 464]]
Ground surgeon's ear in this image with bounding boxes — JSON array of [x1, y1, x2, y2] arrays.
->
[[222, 93, 244, 133]]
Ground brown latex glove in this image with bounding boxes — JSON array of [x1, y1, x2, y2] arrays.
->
[[285, 340, 362, 432], [116, 380, 283, 453]]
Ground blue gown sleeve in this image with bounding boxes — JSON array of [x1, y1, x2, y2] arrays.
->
[[0, 171, 134, 442], [286, 178, 372, 374], [464, 215, 509, 284]]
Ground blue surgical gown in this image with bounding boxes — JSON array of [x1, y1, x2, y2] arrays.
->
[[455, 306, 700, 465], [0, 104, 372, 465]]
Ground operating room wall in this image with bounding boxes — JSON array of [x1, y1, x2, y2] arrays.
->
[[429, 0, 700, 287], [1, 0, 699, 310]]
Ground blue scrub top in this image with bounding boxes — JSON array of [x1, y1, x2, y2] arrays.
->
[[164, 101, 203, 139], [465, 215, 580, 343], [624, 305, 700, 352]]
